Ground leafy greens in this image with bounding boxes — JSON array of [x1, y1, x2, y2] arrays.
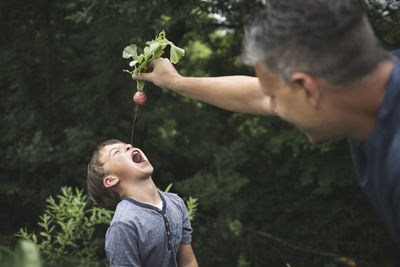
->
[[122, 30, 185, 90]]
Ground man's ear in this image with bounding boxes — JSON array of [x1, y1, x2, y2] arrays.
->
[[103, 176, 120, 188], [291, 72, 320, 108]]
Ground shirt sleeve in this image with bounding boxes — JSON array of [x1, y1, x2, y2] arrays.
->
[[105, 221, 141, 267], [179, 198, 193, 244]]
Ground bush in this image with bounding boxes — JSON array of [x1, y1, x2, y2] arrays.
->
[[16, 187, 113, 266]]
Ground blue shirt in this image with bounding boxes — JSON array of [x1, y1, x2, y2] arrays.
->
[[348, 49, 400, 246], [105, 191, 192, 267]]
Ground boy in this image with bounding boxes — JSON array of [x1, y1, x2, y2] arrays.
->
[[87, 139, 198, 267]]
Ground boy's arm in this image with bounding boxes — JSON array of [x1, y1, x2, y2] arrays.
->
[[177, 243, 198, 267], [105, 222, 141, 267], [177, 196, 198, 266], [132, 58, 275, 116]]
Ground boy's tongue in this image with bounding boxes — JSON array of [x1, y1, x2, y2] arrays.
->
[[132, 151, 142, 163]]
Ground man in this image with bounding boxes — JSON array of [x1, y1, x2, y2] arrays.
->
[[132, 0, 400, 247]]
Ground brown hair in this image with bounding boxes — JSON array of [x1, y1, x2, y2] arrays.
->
[[87, 139, 123, 210]]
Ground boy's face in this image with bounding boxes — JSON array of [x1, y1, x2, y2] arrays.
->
[[100, 142, 154, 182]]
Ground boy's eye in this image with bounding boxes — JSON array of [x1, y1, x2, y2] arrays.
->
[[111, 149, 120, 157]]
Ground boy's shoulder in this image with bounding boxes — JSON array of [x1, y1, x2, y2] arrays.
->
[[160, 190, 180, 199], [110, 198, 146, 225], [159, 191, 185, 205]]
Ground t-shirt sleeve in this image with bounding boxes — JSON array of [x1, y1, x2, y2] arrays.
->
[[179, 197, 193, 244], [105, 221, 141, 267]]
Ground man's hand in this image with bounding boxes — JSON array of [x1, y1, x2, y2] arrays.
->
[[132, 57, 181, 90]]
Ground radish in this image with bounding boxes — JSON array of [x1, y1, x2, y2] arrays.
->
[[133, 91, 146, 105]]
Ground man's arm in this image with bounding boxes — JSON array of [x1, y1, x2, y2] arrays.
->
[[132, 58, 275, 116], [177, 243, 198, 267]]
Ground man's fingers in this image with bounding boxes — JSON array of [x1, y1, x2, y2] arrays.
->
[[131, 58, 162, 81], [132, 72, 152, 81], [147, 59, 156, 69], [131, 58, 173, 87]]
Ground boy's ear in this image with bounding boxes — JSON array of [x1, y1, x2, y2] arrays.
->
[[291, 72, 320, 108], [103, 176, 120, 188]]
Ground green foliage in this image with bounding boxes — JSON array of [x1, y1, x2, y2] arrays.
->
[[227, 219, 242, 237], [186, 196, 199, 221], [365, 0, 400, 49], [238, 253, 251, 267], [0, 239, 41, 267], [122, 30, 185, 90], [16, 187, 113, 266], [163, 183, 174, 193], [1, 0, 399, 266]]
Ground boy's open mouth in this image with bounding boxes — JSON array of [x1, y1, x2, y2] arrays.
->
[[132, 150, 145, 163]]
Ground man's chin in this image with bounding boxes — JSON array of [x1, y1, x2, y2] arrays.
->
[[305, 133, 325, 145], [305, 132, 343, 144]]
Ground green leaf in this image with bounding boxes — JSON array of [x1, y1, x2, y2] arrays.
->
[[186, 196, 198, 220], [137, 61, 149, 73], [227, 218, 242, 237], [137, 54, 145, 64], [170, 44, 185, 64], [147, 42, 160, 55], [158, 29, 166, 39], [164, 183, 173, 193], [153, 46, 165, 59], [122, 44, 138, 59], [143, 46, 150, 55]]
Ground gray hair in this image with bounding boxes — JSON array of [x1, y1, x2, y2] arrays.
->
[[242, 0, 393, 85]]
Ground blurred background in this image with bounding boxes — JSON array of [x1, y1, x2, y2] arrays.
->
[[1, 0, 400, 266]]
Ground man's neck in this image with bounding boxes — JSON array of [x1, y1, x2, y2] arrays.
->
[[123, 177, 161, 206], [329, 59, 395, 141]]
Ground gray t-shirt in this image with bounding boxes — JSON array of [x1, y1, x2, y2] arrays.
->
[[105, 191, 192, 267]]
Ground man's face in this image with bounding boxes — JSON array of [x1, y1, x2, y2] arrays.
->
[[254, 63, 339, 144], [100, 142, 154, 181]]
